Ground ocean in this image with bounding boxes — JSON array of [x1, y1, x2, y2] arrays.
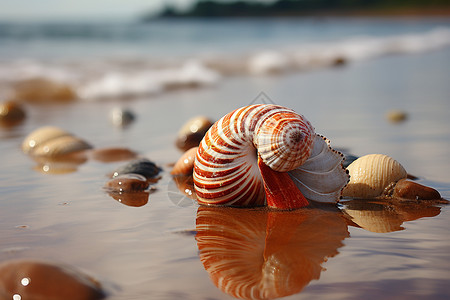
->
[[1, 18, 450, 100], [1, 17, 450, 299]]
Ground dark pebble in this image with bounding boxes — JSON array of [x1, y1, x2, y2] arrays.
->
[[112, 158, 161, 179]]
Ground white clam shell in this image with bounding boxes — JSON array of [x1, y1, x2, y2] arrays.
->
[[342, 154, 407, 198]]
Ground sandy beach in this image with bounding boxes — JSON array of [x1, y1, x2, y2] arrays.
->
[[1, 17, 450, 299]]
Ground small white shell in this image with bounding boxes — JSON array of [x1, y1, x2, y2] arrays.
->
[[342, 154, 407, 198]]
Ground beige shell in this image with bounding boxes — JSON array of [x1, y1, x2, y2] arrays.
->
[[343, 204, 404, 233], [32, 135, 91, 157], [342, 154, 407, 198], [22, 126, 92, 158]]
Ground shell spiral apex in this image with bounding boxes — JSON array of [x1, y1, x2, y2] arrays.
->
[[193, 104, 348, 209]]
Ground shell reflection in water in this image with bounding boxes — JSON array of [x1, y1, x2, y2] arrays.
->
[[342, 199, 443, 233], [0, 259, 105, 300], [195, 206, 349, 299], [193, 104, 349, 209]]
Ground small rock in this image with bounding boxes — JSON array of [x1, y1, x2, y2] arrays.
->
[[112, 158, 161, 179], [175, 116, 213, 151], [386, 110, 408, 124], [393, 179, 441, 200], [0, 259, 105, 300], [171, 147, 197, 175], [12, 78, 76, 103], [0, 101, 26, 126], [104, 174, 149, 193], [110, 108, 135, 127], [90, 147, 137, 163]]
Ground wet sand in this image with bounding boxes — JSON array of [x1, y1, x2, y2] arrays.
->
[[1, 47, 449, 299]]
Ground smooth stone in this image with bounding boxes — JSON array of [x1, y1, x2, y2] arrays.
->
[[90, 147, 137, 163], [104, 174, 149, 193], [12, 78, 76, 103], [171, 147, 197, 175], [108, 191, 150, 207], [110, 108, 135, 127], [393, 179, 441, 200], [0, 259, 105, 300], [112, 158, 161, 179], [0, 101, 26, 126], [175, 116, 213, 151], [386, 110, 408, 124]]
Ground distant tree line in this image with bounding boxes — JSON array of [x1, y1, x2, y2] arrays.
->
[[143, 0, 450, 19]]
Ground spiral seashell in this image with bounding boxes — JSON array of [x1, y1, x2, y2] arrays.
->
[[193, 104, 349, 209], [22, 126, 92, 157], [342, 154, 407, 199]]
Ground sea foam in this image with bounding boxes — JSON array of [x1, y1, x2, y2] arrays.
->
[[1, 27, 449, 101]]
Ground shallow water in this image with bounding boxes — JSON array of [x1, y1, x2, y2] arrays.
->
[[1, 18, 450, 299]]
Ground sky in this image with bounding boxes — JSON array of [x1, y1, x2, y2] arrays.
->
[[0, 0, 275, 21]]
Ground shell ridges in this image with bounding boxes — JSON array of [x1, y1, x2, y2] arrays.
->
[[193, 104, 348, 206]]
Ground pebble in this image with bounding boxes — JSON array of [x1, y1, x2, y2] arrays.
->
[[110, 108, 135, 127], [90, 147, 137, 163], [171, 147, 197, 175], [0, 259, 105, 300], [386, 109, 408, 124], [175, 116, 213, 151], [112, 158, 161, 179], [104, 174, 149, 193], [0, 101, 26, 126], [393, 179, 441, 200], [12, 78, 76, 103]]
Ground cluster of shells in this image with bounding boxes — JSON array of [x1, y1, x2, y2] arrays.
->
[[171, 106, 443, 205]]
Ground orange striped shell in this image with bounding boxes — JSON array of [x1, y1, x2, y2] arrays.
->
[[194, 104, 336, 207]]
